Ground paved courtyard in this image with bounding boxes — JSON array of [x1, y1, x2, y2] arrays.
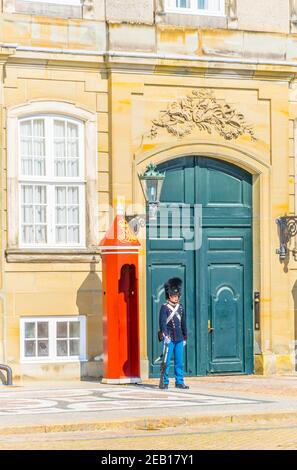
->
[[0, 386, 262, 416], [1, 375, 297, 450]]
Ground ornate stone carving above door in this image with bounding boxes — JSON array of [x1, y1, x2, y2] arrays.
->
[[149, 89, 256, 141]]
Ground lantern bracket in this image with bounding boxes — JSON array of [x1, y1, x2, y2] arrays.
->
[[276, 216, 297, 261]]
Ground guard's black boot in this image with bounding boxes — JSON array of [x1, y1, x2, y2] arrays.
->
[[159, 383, 168, 390], [175, 383, 189, 389]]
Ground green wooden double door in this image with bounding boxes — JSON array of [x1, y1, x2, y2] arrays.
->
[[147, 156, 253, 377]]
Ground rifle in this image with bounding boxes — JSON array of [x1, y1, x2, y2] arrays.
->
[[159, 341, 169, 389]]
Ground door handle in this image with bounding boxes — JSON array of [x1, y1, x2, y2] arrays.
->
[[208, 320, 214, 333]]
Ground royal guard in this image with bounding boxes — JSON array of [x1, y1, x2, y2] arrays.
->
[[158, 278, 189, 390]]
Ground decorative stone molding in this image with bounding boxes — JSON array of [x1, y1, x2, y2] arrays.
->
[[149, 89, 256, 141], [5, 249, 100, 263], [7, 100, 98, 260]]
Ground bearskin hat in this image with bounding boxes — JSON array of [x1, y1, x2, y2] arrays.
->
[[164, 277, 182, 299]]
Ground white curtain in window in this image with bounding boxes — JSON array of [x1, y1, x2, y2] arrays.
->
[[20, 120, 33, 176], [55, 186, 80, 244], [54, 120, 66, 177], [203, 0, 221, 11], [54, 120, 79, 177], [21, 186, 34, 244], [20, 119, 45, 177], [21, 185, 47, 244], [19, 115, 84, 247], [68, 187, 79, 243], [67, 122, 79, 177], [55, 186, 67, 243], [34, 186, 47, 244]]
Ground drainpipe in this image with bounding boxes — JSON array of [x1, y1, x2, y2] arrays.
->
[[0, 364, 12, 385]]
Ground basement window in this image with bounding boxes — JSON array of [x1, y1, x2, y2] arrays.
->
[[20, 316, 87, 363], [165, 0, 225, 16]]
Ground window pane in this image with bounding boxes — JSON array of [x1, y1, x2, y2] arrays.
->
[[35, 186, 46, 204], [34, 158, 45, 176], [35, 226, 47, 244], [25, 340, 36, 357], [177, 0, 190, 6], [22, 206, 34, 224], [54, 120, 65, 138], [22, 186, 33, 204], [56, 226, 67, 243], [67, 158, 79, 177], [56, 206, 67, 224], [68, 187, 79, 204], [35, 206, 46, 224], [70, 339, 80, 356], [68, 207, 79, 224], [33, 119, 45, 138], [25, 322, 35, 339], [20, 120, 32, 137], [57, 322, 68, 338], [67, 122, 78, 139], [55, 159, 66, 177], [56, 187, 66, 205], [69, 321, 80, 338], [21, 139, 32, 157], [68, 226, 79, 243], [38, 340, 49, 357], [57, 340, 68, 356], [37, 322, 48, 338], [21, 158, 33, 176], [22, 225, 34, 244], [54, 141, 66, 159], [32, 139, 45, 158]]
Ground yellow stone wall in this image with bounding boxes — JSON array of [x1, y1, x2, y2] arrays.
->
[[0, 2, 296, 379]]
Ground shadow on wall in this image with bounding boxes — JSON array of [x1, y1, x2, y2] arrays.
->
[[293, 281, 297, 372], [76, 261, 102, 380]]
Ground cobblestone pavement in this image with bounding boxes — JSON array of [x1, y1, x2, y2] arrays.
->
[[1, 422, 297, 450]]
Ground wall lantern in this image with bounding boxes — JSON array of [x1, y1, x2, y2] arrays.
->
[[138, 163, 166, 220], [276, 216, 297, 261], [126, 163, 166, 235]]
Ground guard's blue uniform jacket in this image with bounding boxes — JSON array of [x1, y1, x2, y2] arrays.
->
[[159, 302, 187, 343]]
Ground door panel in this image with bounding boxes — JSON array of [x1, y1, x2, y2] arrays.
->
[[147, 156, 253, 377], [208, 265, 244, 373], [147, 252, 195, 378], [202, 228, 252, 375]]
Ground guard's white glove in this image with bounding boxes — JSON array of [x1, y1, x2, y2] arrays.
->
[[164, 336, 171, 345], [183, 340, 187, 347]]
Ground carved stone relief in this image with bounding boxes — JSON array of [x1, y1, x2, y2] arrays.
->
[[149, 89, 256, 141]]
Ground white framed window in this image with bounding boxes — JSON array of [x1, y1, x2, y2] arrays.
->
[[20, 316, 87, 363], [165, 0, 225, 16], [18, 115, 85, 248]]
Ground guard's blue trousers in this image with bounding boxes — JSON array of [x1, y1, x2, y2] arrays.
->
[[163, 340, 184, 386]]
